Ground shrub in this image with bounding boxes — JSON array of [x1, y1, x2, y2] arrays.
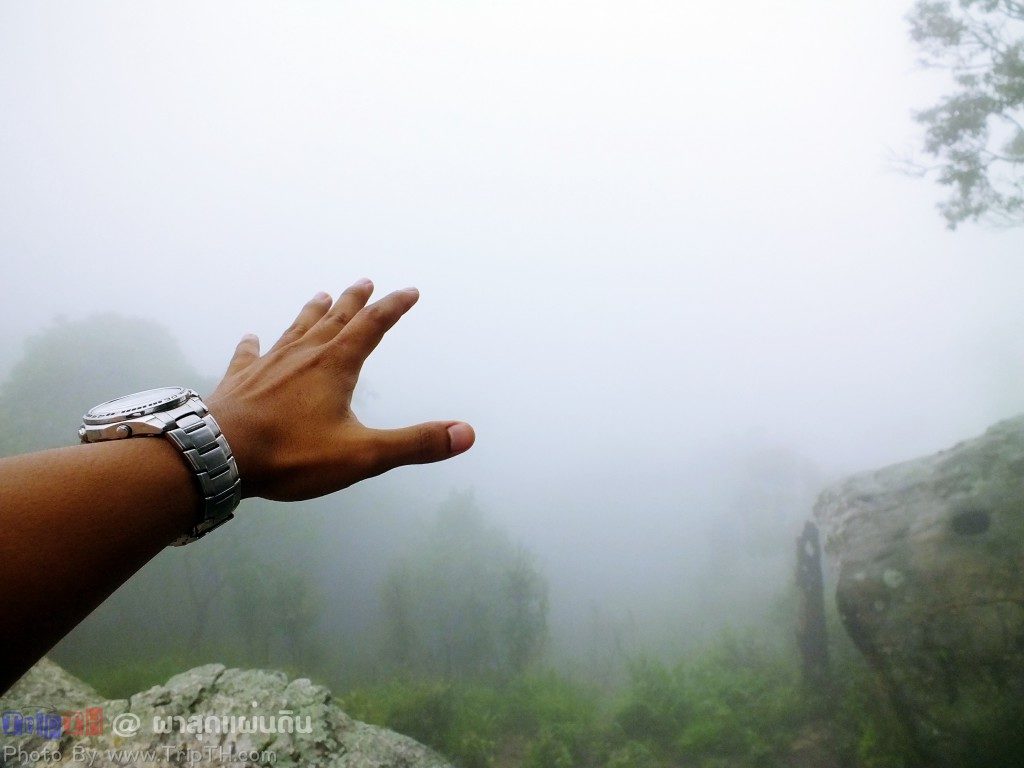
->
[[614, 633, 808, 767], [342, 673, 600, 768], [604, 741, 661, 768]]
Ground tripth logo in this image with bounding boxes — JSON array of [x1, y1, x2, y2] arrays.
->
[[1, 706, 104, 739]]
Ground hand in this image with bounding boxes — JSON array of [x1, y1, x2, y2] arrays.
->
[[205, 280, 475, 501]]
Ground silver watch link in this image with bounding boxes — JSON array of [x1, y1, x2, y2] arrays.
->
[[79, 387, 241, 546]]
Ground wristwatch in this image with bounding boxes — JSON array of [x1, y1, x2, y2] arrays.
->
[[79, 387, 241, 546]]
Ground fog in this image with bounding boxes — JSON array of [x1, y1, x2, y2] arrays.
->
[[2, 0, 1023, 690]]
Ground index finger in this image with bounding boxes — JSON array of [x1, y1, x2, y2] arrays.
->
[[334, 287, 420, 364]]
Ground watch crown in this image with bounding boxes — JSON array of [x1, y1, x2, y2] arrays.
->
[[115, 425, 132, 438], [78, 427, 86, 440]]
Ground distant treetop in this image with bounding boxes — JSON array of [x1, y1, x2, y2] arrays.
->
[[907, 0, 1024, 229]]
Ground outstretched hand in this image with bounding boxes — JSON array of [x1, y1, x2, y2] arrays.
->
[[206, 280, 474, 501]]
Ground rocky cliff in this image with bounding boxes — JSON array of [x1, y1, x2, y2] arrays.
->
[[815, 416, 1024, 767], [1, 659, 451, 768]]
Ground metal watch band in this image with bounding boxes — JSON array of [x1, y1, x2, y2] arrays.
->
[[161, 397, 241, 546]]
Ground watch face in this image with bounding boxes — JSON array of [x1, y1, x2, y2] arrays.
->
[[84, 387, 190, 424]]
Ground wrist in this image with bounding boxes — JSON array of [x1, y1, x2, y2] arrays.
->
[[204, 394, 267, 501], [79, 387, 240, 545]]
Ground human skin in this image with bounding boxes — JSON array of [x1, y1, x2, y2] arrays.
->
[[0, 279, 475, 693]]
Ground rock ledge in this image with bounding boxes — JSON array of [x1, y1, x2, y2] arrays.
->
[[1, 658, 451, 768], [814, 415, 1024, 768]]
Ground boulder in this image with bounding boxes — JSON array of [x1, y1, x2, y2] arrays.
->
[[815, 416, 1024, 767], [0, 658, 452, 768]]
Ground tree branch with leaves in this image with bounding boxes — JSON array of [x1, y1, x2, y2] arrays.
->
[[907, 0, 1024, 228]]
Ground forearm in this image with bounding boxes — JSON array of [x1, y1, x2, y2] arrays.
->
[[0, 438, 198, 691], [0, 282, 474, 694]]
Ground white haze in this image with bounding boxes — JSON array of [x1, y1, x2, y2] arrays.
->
[[2, 1, 1023, 649]]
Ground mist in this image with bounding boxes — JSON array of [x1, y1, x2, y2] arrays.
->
[[2, 1, 1023, 764]]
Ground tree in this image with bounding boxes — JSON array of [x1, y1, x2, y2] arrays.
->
[[381, 493, 549, 680], [502, 548, 549, 676], [0, 314, 212, 456], [907, 0, 1024, 228]]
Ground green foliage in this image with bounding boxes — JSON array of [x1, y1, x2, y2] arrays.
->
[[508, 675, 605, 768], [343, 628, 922, 768], [604, 741, 661, 768], [346, 630, 846, 766], [381, 493, 549, 681], [78, 654, 200, 700], [680, 635, 808, 761], [342, 672, 600, 768], [613, 634, 808, 768], [907, 0, 1024, 228], [614, 658, 687, 748], [498, 672, 598, 737], [384, 683, 459, 749], [525, 728, 575, 768], [343, 679, 493, 765]]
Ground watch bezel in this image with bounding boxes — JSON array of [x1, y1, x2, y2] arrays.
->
[[83, 387, 192, 425]]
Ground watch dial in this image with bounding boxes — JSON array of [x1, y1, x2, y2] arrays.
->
[[85, 387, 189, 423]]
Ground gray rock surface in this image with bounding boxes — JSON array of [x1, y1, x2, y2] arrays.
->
[[814, 416, 1024, 767], [1, 658, 452, 768]]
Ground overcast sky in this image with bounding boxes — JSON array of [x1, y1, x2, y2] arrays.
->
[[3, 1, 1023, 630]]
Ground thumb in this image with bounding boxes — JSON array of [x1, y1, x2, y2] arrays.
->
[[365, 421, 475, 474]]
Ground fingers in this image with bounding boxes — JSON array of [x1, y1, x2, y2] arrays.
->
[[270, 292, 333, 353], [335, 288, 420, 364], [225, 333, 260, 376], [306, 278, 374, 345], [362, 421, 475, 476]]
